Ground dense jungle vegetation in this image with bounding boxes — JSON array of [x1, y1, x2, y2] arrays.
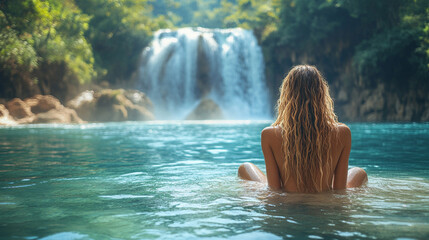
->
[[1, 0, 428, 109]]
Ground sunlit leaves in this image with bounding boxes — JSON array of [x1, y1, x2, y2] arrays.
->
[[150, 0, 279, 39], [0, 28, 37, 70], [273, 0, 428, 88], [0, 0, 95, 86]]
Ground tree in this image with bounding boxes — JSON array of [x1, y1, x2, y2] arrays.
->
[[0, 0, 95, 100], [75, 0, 168, 84]]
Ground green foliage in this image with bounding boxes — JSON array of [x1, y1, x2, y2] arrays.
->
[[421, 20, 429, 68], [276, 0, 354, 50], [223, 0, 279, 40], [268, 0, 428, 89], [0, 27, 37, 72], [1, 0, 427, 101], [354, 28, 421, 86], [75, 0, 167, 83], [0, 0, 95, 100], [349, 0, 428, 87], [150, 0, 279, 41]]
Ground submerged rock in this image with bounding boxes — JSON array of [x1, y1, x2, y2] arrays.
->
[[67, 89, 155, 122], [186, 98, 224, 120]]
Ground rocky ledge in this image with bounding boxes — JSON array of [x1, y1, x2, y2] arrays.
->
[[66, 89, 154, 122], [0, 95, 83, 125], [0, 89, 155, 125]]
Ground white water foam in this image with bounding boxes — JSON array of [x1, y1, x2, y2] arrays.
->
[[138, 28, 270, 120]]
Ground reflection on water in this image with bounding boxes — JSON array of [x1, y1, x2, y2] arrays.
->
[[0, 121, 428, 239]]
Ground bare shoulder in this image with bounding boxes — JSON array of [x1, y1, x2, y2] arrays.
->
[[261, 126, 282, 137], [337, 123, 351, 134], [261, 126, 283, 142], [335, 123, 351, 143]]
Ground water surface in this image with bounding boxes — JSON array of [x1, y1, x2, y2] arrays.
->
[[0, 121, 428, 239]]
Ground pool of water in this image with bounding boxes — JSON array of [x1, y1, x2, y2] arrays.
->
[[0, 121, 428, 239]]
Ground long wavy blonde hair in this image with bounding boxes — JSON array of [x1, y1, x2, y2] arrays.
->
[[273, 65, 338, 193]]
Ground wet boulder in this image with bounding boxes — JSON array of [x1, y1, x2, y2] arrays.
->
[[67, 89, 155, 122], [5, 98, 34, 119], [186, 98, 224, 120], [93, 91, 130, 122], [66, 90, 96, 121], [123, 89, 153, 111], [25, 95, 62, 114], [33, 108, 84, 124], [5, 95, 84, 124], [0, 104, 17, 125]]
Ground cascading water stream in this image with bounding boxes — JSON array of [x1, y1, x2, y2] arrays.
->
[[138, 27, 270, 120]]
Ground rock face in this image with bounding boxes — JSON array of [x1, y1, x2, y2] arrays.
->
[[0, 89, 155, 125], [6, 98, 34, 120], [0, 95, 84, 125], [66, 89, 154, 122], [25, 95, 62, 114], [65, 90, 95, 121], [32, 108, 83, 124], [335, 83, 429, 122], [186, 98, 224, 120]]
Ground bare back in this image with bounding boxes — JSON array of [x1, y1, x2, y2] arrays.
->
[[261, 124, 351, 192]]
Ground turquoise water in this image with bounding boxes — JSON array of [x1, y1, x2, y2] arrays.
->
[[0, 121, 428, 239]]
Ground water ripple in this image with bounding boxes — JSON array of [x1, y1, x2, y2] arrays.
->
[[0, 122, 428, 239]]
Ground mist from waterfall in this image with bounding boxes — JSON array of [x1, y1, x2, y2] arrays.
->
[[138, 28, 270, 120]]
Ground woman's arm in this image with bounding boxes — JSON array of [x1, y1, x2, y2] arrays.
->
[[333, 125, 351, 190], [261, 128, 282, 190]]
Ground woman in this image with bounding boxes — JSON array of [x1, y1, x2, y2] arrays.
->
[[238, 65, 367, 193]]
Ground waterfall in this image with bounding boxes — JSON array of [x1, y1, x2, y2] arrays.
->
[[138, 27, 270, 120]]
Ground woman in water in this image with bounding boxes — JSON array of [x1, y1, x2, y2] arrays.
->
[[238, 65, 367, 193]]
